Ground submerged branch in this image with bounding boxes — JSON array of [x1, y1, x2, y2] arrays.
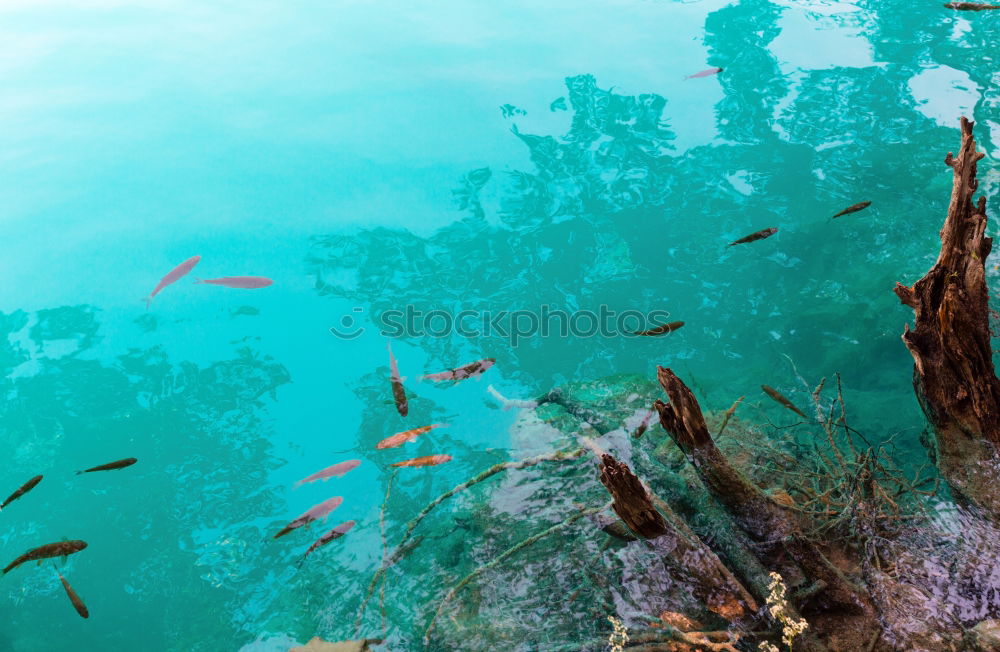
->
[[422, 501, 613, 646], [353, 447, 586, 634]]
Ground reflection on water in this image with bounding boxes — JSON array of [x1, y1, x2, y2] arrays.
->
[[2, 0, 1000, 649]]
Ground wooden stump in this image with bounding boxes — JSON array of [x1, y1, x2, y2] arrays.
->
[[894, 116, 1000, 520]]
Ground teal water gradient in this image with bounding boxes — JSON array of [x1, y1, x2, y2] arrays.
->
[[1, 0, 999, 650]]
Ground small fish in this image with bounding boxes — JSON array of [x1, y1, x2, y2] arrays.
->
[[146, 255, 200, 308], [391, 454, 453, 468], [57, 572, 89, 619], [684, 67, 723, 79], [832, 201, 871, 218], [634, 321, 685, 336], [4, 540, 88, 574], [298, 520, 356, 567], [388, 342, 408, 417], [274, 496, 343, 539], [76, 458, 137, 475], [376, 424, 447, 450], [944, 2, 1000, 8], [421, 358, 495, 382], [1, 475, 43, 511], [632, 409, 655, 439], [601, 520, 638, 543], [716, 396, 745, 436], [549, 97, 568, 112], [195, 276, 273, 289], [761, 385, 807, 418], [728, 227, 778, 247], [295, 460, 361, 487]]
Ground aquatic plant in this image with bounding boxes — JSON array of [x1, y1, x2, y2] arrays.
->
[[763, 572, 808, 649]]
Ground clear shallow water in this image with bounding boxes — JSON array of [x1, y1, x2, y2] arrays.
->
[[1, 0, 999, 650]]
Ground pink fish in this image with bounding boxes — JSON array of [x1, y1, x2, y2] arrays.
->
[[421, 358, 495, 382], [684, 67, 723, 79], [195, 276, 273, 289], [298, 520, 356, 567], [146, 255, 200, 308], [294, 459, 361, 487], [388, 341, 408, 417], [274, 496, 343, 539]]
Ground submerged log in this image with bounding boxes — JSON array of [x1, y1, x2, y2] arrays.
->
[[653, 367, 873, 617], [893, 117, 1000, 520], [599, 454, 669, 538], [597, 453, 759, 621]]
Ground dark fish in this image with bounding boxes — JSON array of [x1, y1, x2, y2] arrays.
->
[[685, 67, 723, 79], [761, 385, 807, 418], [388, 342, 408, 417], [1, 475, 43, 510], [421, 358, 495, 382], [832, 201, 871, 218], [728, 227, 778, 247], [601, 520, 638, 543], [632, 409, 655, 439], [76, 458, 137, 475], [298, 520, 356, 567], [57, 572, 89, 619], [634, 321, 685, 336], [4, 540, 88, 574], [944, 2, 1000, 8]]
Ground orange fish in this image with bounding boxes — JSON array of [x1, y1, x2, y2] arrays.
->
[[391, 454, 452, 468], [376, 424, 447, 450]]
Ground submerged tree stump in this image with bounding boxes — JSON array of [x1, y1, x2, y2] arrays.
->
[[894, 116, 1000, 520], [599, 454, 669, 538], [598, 453, 759, 621], [654, 366, 873, 617]]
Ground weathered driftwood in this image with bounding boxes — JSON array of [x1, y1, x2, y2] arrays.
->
[[597, 453, 759, 621], [893, 117, 1000, 520], [653, 366, 872, 617], [599, 454, 669, 538]]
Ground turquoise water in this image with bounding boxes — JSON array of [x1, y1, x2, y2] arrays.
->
[[1, 1, 999, 650]]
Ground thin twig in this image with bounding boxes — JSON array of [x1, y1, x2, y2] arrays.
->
[[353, 447, 586, 633]]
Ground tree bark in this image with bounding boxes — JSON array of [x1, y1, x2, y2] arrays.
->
[[654, 366, 873, 616], [893, 116, 1000, 519], [598, 453, 759, 621]]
